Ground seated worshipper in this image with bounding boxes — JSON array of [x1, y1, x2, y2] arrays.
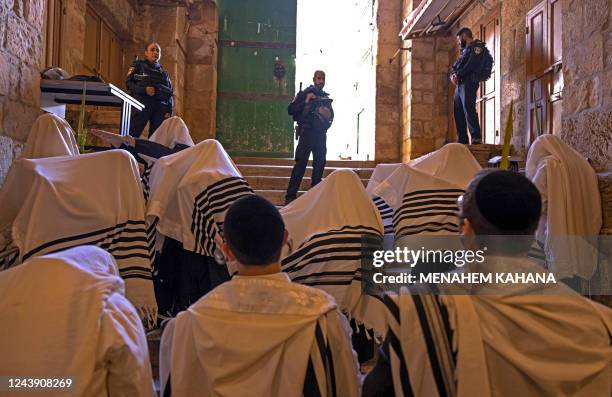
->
[[367, 163, 402, 235], [281, 169, 385, 360], [0, 150, 157, 328], [0, 246, 155, 397], [146, 139, 252, 318], [363, 170, 612, 397], [526, 134, 602, 286], [21, 112, 79, 158], [160, 195, 361, 397], [91, 116, 194, 199]]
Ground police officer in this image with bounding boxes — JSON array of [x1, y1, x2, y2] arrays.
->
[[285, 70, 334, 205], [126, 42, 174, 138], [451, 28, 484, 145]]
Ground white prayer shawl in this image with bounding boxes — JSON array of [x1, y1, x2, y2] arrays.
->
[[369, 145, 480, 237], [0, 246, 155, 397], [149, 116, 194, 148], [374, 164, 466, 238], [382, 257, 612, 397], [280, 169, 385, 330], [526, 134, 602, 279], [160, 273, 361, 397], [409, 143, 481, 188], [367, 164, 401, 235], [147, 139, 253, 260], [0, 150, 157, 326], [21, 113, 79, 159], [141, 116, 194, 200]]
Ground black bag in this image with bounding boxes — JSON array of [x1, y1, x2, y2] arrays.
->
[[479, 46, 494, 82], [310, 97, 334, 131]]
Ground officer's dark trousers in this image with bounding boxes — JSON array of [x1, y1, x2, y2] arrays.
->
[[285, 129, 327, 202], [129, 100, 166, 138], [453, 81, 482, 144]]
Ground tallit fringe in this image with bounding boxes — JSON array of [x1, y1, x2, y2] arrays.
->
[[138, 305, 159, 330]]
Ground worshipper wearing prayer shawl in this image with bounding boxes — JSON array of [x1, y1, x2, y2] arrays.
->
[[0, 150, 158, 328], [363, 170, 612, 397], [280, 169, 386, 331], [0, 246, 156, 397], [21, 112, 79, 159], [160, 195, 361, 397], [145, 140, 251, 318], [526, 134, 602, 286], [373, 143, 480, 243], [368, 144, 481, 237]]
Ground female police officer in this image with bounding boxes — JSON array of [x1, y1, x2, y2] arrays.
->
[[126, 42, 174, 138]]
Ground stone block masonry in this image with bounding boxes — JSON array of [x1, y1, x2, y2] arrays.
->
[[0, 0, 44, 186]]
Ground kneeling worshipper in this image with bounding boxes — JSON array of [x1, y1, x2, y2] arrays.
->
[[90, 116, 194, 199], [0, 150, 157, 328], [526, 134, 603, 289], [21, 112, 79, 159], [373, 143, 481, 239], [0, 246, 156, 397], [367, 163, 401, 235], [363, 170, 612, 397], [281, 169, 386, 360], [160, 195, 361, 397], [146, 139, 253, 318]]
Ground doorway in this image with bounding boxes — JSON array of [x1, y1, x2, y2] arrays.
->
[[476, 11, 501, 145], [526, 0, 563, 145], [296, 0, 377, 160]]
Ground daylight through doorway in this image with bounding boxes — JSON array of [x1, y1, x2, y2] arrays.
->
[[295, 0, 377, 161]]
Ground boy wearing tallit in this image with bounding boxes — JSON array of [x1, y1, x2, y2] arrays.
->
[[0, 246, 155, 397], [160, 195, 360, 397], [363, 170, 612, 397]]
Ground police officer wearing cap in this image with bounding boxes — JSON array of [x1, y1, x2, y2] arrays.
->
[[451, 28, 484, 145], [126, 42, 174, 138]]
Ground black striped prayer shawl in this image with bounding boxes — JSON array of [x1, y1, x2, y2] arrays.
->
[[190, 176, 254, 257], [382, 291, 457, 397], [392, 188, 464, 238]]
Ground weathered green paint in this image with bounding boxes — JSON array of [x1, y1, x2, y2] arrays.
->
[[216, 0, 296, 157]]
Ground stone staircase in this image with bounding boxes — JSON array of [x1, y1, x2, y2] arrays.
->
[[233, 157, 376, 206]]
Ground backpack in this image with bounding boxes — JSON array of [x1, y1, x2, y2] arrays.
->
[[310, 97, 334, 131], [479, 45, 494, 82]]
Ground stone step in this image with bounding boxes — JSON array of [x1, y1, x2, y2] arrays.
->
[[245, 175, 368, 191], [238, 164, 374, 179], [256, 189, 305, 206], [233, 157, 376, 168]]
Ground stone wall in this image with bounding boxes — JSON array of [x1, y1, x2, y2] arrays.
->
[[374, 0, 403, 162], [183, 1, 218, 143], [399, 0, 456, 161], [560, 0, 612, 171], [0, 0, 45, 185]]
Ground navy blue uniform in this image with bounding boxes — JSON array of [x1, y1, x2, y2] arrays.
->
[[285, 86, 334, 203], [452, 40, 485, 144], [126, 59, 174, 138]]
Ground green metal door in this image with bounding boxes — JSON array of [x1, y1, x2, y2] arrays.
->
[[216, 0, 296, 157]]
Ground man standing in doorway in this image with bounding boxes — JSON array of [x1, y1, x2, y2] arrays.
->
[[285, 70, 334, 205], [126, 42, 174, 138], [451, 27, 484, 145]]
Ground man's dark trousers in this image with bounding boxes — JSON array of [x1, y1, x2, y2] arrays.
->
[[129, 99, 166, 138], [453, 80, 482, 144], [285, 129, 327, 202]]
